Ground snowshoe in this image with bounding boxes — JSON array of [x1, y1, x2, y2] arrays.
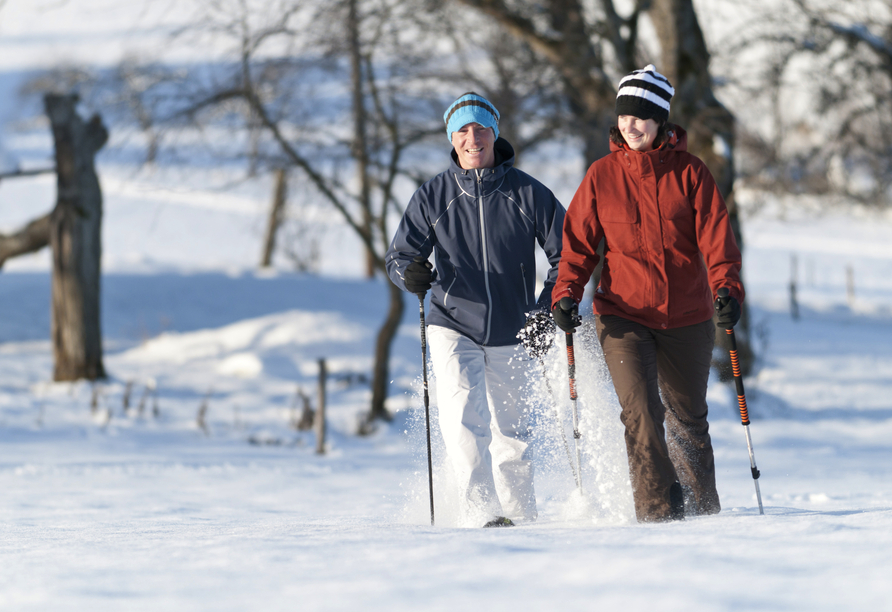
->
[[483, 517, 515, 528]]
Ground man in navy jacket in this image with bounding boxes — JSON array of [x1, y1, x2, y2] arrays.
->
[[386, 93, 565, 527]]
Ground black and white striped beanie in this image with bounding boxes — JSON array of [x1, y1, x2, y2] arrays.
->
[[615, 64, 674, 122]]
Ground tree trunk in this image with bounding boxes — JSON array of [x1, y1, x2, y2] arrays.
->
[[543, 0, 616, 164], [648, 0, 753, 376], [348, 0, 376, 279], [45, 93, 108, 382], [260, 168, 287, 268], [367, 278, 404, 425]]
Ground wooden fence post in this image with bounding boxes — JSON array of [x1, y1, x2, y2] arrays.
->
[[789, 254, 800, 320], [260, 168, 287, 268], [315, 358, 327, 454]]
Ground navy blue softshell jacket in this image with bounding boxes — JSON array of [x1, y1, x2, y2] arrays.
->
[[386, 138, 565, 346]]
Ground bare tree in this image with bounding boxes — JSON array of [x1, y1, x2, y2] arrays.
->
[[115, 0, 447, 424], [453, 0, 634, 165], [0, 95, 108, 381], [452, 0, 735, 190], [46, 93, 108, 381], [720, 0, 892, 205], [347, 0, 376, 278], [62, 1, 639, 420]]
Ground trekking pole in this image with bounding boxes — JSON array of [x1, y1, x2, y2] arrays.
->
[[565, 332, 583, 492], [718, 288, 764, 515], [539, 362, 580, 489], [417, 292, 435, 525], [520, 313, 579, 488], [541, 361, 582, 491]]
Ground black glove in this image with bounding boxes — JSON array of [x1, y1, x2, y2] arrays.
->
[[552, 297, 581, 333], [518, 311, 555, 359], [714, 289, 741, 329], [404, 260, 433, 294]]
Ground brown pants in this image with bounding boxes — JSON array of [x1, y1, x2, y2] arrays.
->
[[596, 315, 720, 522]]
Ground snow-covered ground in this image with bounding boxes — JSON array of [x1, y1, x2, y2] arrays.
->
[[2, 1, 892, 611], [2, 210, 891, 612]]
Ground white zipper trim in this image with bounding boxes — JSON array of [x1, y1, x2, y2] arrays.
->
[[495, 179, 534, 225], [452, 172, 474, 198], [443, 264, 457, 308], [477, 169, 493, 344], [432, 187, 464, 229]]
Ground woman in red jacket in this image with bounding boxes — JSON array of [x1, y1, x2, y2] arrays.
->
[[551, 65, 744, 523]]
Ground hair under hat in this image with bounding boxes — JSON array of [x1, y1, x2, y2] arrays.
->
[[615, 65, 674, 122], [444, 92, 500, 142]]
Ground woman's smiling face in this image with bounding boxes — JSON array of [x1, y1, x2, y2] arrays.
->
[[618, 115, 660, 152]]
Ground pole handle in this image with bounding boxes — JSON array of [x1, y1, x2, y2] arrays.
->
[[565, 332, 577, 401]]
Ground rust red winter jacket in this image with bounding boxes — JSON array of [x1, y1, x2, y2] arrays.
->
[[552, 126, 744, 330]]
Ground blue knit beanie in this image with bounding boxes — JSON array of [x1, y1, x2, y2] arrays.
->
[[443, 92, 500, 142]]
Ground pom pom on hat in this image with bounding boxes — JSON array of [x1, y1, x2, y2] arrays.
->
[[444, 92, 500, 142], [615, 64, 674, 122]]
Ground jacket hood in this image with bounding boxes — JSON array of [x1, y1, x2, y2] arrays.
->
[[609, 124, 688, 154], [450, 137, 516, 178]]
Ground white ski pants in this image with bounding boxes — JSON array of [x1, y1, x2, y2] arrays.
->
[[428, 325, 537, 525]]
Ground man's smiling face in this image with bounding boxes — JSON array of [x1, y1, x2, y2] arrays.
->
[[451, 122, 496, 169]]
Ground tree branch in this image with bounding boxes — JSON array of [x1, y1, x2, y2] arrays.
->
[[238, 46, 382, 268], [0, 212, 51, 269], [456, 0, 613, 96]]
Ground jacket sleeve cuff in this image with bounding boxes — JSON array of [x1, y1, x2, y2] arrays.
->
[[551, 288, 579, 309]]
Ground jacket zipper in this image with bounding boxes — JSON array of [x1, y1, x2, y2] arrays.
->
[[476, 169, 493, 344], [521, 263, 533, 307]]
